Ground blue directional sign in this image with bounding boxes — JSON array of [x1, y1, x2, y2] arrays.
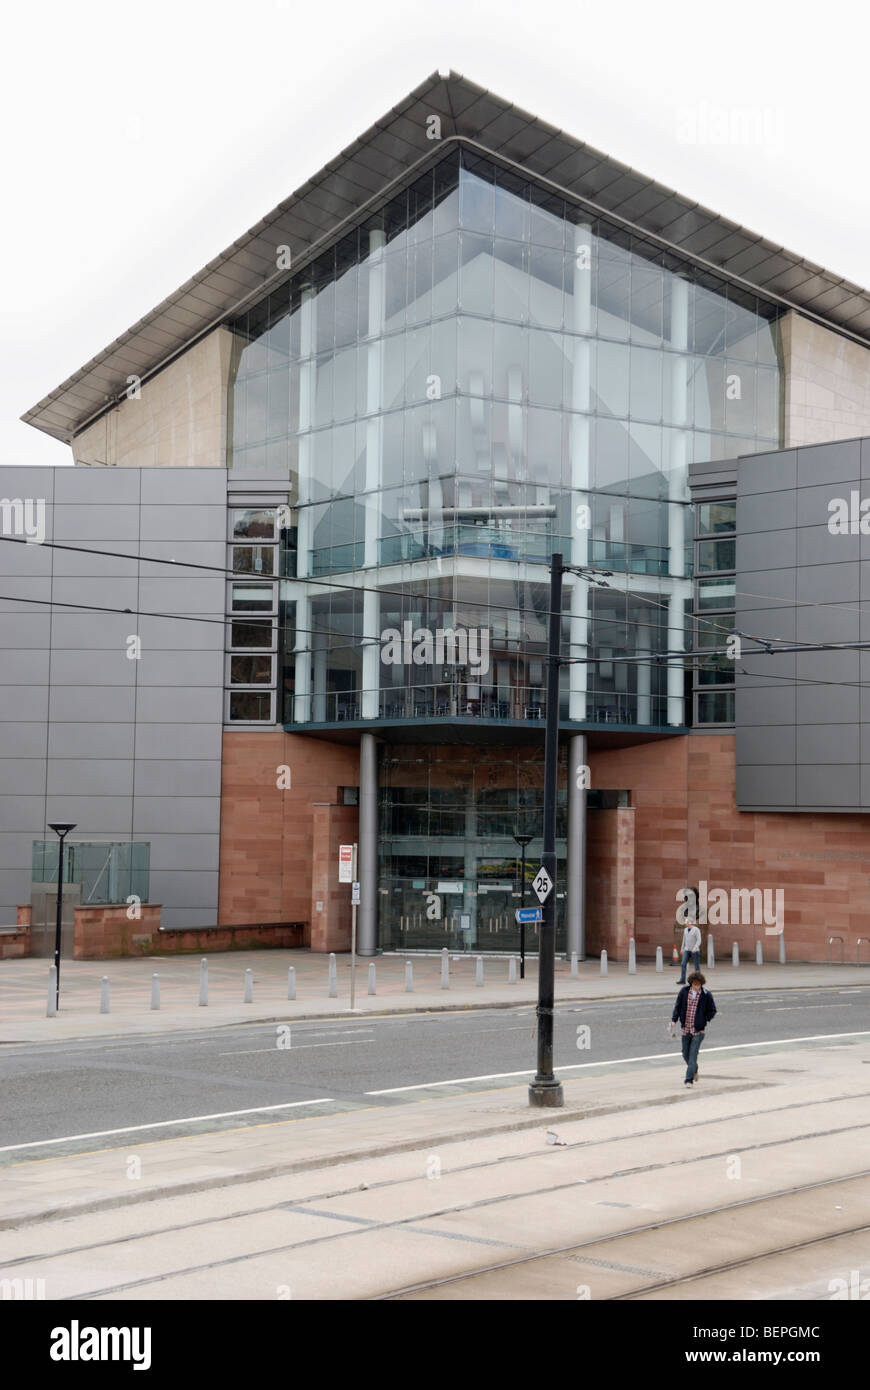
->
[[515, 907, 543, 924]]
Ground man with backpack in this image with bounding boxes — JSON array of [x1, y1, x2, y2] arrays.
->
[[670, 971, 717, 1086]]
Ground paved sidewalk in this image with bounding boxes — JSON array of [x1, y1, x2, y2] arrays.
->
[[1, 949, 868, 1043]]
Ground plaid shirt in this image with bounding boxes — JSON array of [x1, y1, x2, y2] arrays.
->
[[683, 987, 703, 1036]]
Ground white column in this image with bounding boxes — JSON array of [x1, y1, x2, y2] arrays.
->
[[570, 222, 593, 721], [361, 587, 380, 719], [293, 285, 316, 722], [312, 630, 327, 723], [667, 589, 685, 726], [364, 228, 385, 571], [667, 275, 690, 727], [636, 640, 651, 725]]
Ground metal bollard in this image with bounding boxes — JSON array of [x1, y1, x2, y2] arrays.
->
[[475, 956, 484, 987], [368, 962, 376, 995], [778, 933, 786, 965], [46, 965, 57, 1018], [707, 934, 715, 969], [732, 942, 740, 967], [404, 960, 414, 992], [328, 953, 337, 998], [100, 977, 110, 1014], [570, 952, 578, 978], [600, 949, 608, 977], [440, 948, 449, 990], [244, 967, 253, 1002], [150, 973, 160, 1011], [628, 938, 636, 974], [655, 946, 663, 974], [199, 957, 208, 1007], [755, 940, 763, 966], [288, 966, 296, 1000], [508, 956, 517, 984]]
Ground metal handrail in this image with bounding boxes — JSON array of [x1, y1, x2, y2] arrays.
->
[[828, 934, 845, 964], [856, 937, 870, 966]]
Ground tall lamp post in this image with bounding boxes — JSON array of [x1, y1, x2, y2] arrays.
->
[[48, 822, 76, 1012], [513, 832, 533, 979]]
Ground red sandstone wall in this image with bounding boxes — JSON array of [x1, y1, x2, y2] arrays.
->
[[586, 807, 635, 960]]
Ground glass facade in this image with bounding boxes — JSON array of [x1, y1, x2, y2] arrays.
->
[[228, 148, 782, 734], [32, 840, 150, 906]]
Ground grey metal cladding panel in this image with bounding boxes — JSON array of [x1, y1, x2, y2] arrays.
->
[[738, 651, 795, 681], [144, 832, 220, 871], [132, 798, 221, 834], [736, 682, 796, 724], [140, 470, 226, 505], [161, 907, 218, 929], [134, 688, 224, 723], [49, 612, 136, 649], [134, 724, 223, 759], [0, 686, 49, 721], [735, 567, 795, 611], [52, 577, 139, 611], [0, 794, 50, 831], [797, 647, 858, 686], [736, 489, 796, 535], [857, 560, 870, 595], [0, 723, 50, 757], [136, 615, 224, 651], [48, 723, 135, 759], [736, 764, 796, 808], [0, 832, 42, 869], [0, 540, 52, 576], [148, 871, 219, 909], [136, 541, 226, 568], [796, 439, 861, 487], [795, 602, 858, 644], [0, 576, 51, 610], [47, 760, 134, 796], [0, 760, 47, 794], [47, 686, 136, 722], [137, 651, 224, 687], [795, 765, 860, 808], [860, 438, 870, 477], [139, 506, 226, 542], [736, 450, 797, 496], [796, 723, 859, 764], [736, 724, 796, 765], [42, 797, 136, 832], [52, 505, 141, 542], [134, 760, 221, 797], [137, 578, 224, 614], [0, 467, 56, 500], [796, 561, 859, 605], [49, 650, 136, 687], [54, 469, 141, 503], [797, 524, 860, 567], [737, 530, 796, 572], [1, 650, 50, 684]]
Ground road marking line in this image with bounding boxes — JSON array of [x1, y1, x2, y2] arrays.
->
[[219, 1040, 375, 1055], [366, 1031, 870, 1094], [0, 1099, 335, 1153]]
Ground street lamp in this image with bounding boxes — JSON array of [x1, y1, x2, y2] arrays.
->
[[47, 822, 76, 1012], [513, 832, 533, 980]]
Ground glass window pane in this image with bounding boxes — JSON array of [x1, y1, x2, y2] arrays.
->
[[697, 578, 736, 610], [696, 690, 735, 723], [232, 545, 275, 575], [230, 654, 273, 684], [231, 584, 275, 612], [231, 508, 276, 540], [230, 620, 273, 649], [229, 691, 273, 721], [697, 537, 736, 572], [697, 501, 736, 535]]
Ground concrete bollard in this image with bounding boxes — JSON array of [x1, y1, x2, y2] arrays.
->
[[628, 938, 636, 974], [778, 933, 786, 964], [150, 974, 160, 1011], [655, 946, 663, 973], [732, 941, 740, 968], [570, 952, 578, 978], [199, 957, 208, 1007], [244, 967, 253, 1003], [440, 948, 449, 990], [288, 966, 296, 1000], [404, 960, 414, 992], [508, 956, 517, 984], [475, 956, 484, 987], [328, 953, 337, 998], [100, 977, 110, 1014], [707, 934, 715, 969], [600, 949, 608, 977], [368, 962, 376, 995], [755, 940, 763, 966], [46, 965, 57, 1018]]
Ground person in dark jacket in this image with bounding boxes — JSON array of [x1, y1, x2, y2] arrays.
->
[[670, 971, 717, 1086]]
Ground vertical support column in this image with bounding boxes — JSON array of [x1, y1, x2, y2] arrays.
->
[[312, 630, 327, 723], [636, 641, 651, 725], [361, 587, 380, 719], [570, 222, 593, 722], [668, 275, 690, 728], [667, 589, 685, 727], [293, 284, 316, 724], [358, 732, 379, 956], [566, 732, 587, 960], [463, 794, 478, 948], [364, 228, 385, 572]]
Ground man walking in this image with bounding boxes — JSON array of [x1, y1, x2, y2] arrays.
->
[[670, 971, 716, 1086], [678, 918, 702, 984]]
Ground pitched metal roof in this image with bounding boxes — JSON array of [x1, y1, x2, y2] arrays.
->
[[22, 70, 870, 443]]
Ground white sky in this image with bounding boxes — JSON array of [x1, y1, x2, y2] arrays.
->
[[3, 0, 870, 468]]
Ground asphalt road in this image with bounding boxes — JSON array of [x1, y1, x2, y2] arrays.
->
[[1, 985, 867, 1155]]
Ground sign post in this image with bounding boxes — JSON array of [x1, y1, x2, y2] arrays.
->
[[350, 845, 359, 1012]]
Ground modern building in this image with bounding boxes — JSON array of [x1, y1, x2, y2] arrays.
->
[[6, 71, 870, 961]]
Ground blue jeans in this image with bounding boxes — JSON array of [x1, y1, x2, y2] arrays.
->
[[681, 1030, 705, 1082], [678, 949, 700, 983]]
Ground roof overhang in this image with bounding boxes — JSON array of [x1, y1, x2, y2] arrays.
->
[[23, 70, 870, 444]]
